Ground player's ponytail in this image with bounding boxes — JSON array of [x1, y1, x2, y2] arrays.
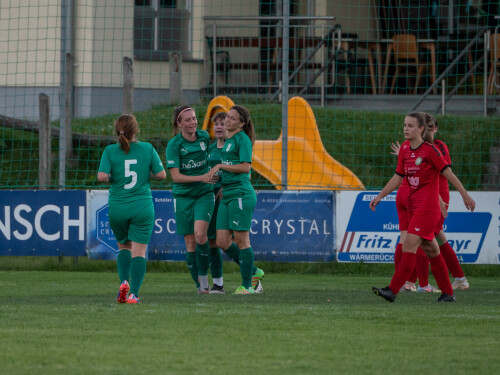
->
[[231, 105, 255, 145], [421, 112, 437, 143], [115, 114, 138, 154]]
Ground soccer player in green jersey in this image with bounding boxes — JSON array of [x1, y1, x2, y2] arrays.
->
[[166, 105, 216, 294], [206, 112, 228, 293], [205, 105, 264, 294], [98, 114, 166, 304]]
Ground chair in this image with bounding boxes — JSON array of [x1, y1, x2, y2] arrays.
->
[[488, 32, 500, 95], [389, 34, 432, 94], [206, 36, 230, 85]]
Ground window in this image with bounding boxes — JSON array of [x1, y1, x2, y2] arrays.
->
[[134, 0, 191, 61]]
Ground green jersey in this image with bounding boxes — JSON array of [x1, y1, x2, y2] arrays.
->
[[166, 130, 212, 197], [98, 141, 164, 205], [208, 141, 224, 190], [221, 130, 254, 199]]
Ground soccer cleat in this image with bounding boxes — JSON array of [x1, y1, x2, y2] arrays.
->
[[452, 277, 469, 290], [254, 280, 263, 294], [117, 280, 130, 303], [197, 287, 210, 294], [399, 281, 417, 293], [233, 286, 256, 295], [126, 293, 140, 304], [209, 284, 225, 294], [437, 293, 456, 302], [372, 286, 396, 303], [417, 284, 441, 293], [252, 268, 265, 289]]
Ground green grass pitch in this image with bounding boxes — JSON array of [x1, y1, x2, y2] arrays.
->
[[1, 270, 499, 375]]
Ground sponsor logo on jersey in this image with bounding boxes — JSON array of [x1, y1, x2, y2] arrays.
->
[[182, 159, 206, 169], [407, 176, 419, 187]]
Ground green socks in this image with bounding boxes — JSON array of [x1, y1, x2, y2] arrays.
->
[[117, 249, 131, 283], [130, 256, 146, 297], [224, 242, 258, 275], [186, 251, 200, 288], [209, 247, 224, 279], [196, 241, 211, 276], [239, 247, 254, 289], [224, 242, 240, 265]]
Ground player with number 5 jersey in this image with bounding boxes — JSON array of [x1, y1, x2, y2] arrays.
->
[[98, 114, 166, 304]]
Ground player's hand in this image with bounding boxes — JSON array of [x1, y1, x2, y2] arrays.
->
[[206, 164, 220, 180], [203, 172, 218, 184], [463, 194, 475, 212], [390, 141, 401, 156], [369, 196, 381, 212], [439, 200, 448, 218]]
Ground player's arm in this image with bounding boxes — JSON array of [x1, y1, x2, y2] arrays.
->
[[205, 162, 250, 181], [169, 167, 207, 183], [369, 174, 403, 211], [441, 168, 475, 211]]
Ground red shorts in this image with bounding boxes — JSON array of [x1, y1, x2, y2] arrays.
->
[[396, 187, 410, 232], [435, 214, 445, 235], [407, 210, 441, 241]]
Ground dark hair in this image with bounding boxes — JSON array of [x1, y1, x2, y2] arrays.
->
[[171, 105, 195, 136], [230, 105, 255, 145], [115, 114, 139, 154], [212, 112, 227, 123]]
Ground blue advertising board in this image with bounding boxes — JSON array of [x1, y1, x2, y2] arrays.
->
[[251, 191, 335, 262], [0, 190, 86, 256], [87, 190, 335, 262], [337, 191, 492, 263]]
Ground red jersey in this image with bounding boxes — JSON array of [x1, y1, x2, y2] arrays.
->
[[396, 140, 450, 213], [433, 139, 452, 204]]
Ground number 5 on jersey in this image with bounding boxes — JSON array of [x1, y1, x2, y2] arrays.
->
[[124, 159, 138, 189]]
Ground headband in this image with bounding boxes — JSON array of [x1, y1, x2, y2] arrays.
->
[[176, 107, 193, 123]]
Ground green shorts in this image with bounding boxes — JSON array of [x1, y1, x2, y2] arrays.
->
[[216, 192, 256, 231], [174, 191, 215, 236], [108, 199, 155, 245]]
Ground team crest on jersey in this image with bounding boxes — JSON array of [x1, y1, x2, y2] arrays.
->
[[415, 157, 422, 165], [200, 142, 206, 151]]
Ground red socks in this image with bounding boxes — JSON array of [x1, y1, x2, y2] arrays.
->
[[415, 247, 429, 286], [440, 242, 465, 278], [394, 243, 403, 269], [389, 252, 416, 295], [429, 254, 453, 295]]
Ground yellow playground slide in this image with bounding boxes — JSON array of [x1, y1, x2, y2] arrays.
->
[[202, 96, 364, 190]]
